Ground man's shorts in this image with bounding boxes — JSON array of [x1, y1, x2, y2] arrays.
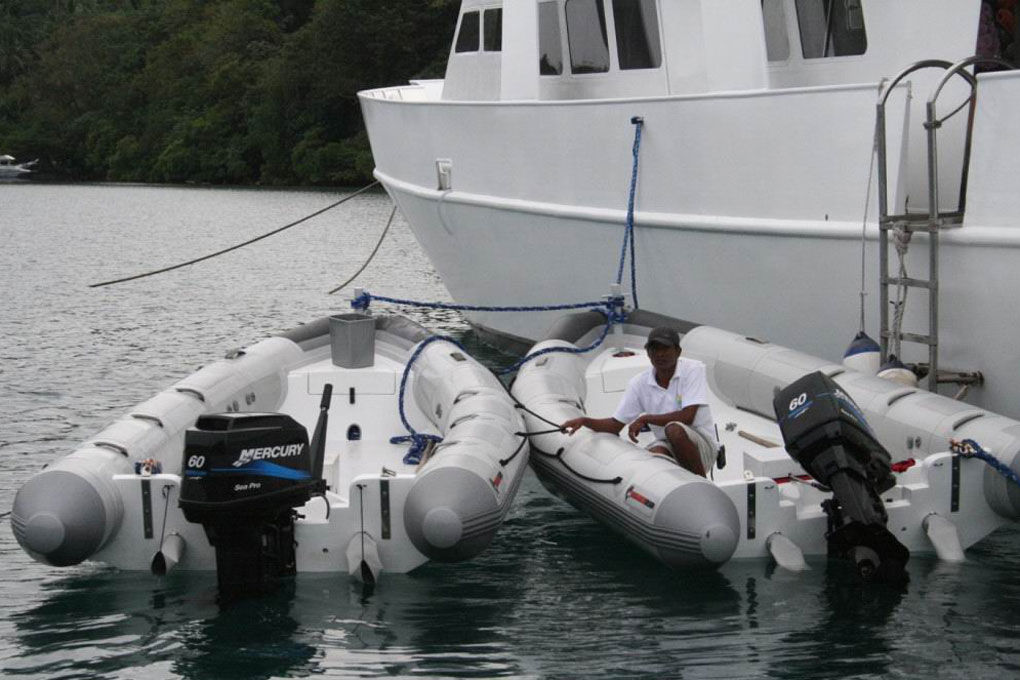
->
[[648, 422, 717, 473]]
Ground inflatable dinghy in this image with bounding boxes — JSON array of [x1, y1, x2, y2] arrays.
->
[[12, 313, 528, 589], [512, 310, 1020, 579]]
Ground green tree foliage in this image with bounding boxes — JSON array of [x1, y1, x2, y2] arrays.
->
[[0, 0, 458, 184]]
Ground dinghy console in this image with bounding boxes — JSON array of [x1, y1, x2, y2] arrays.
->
[[179, 386, 331, 596], [774, 372, 909, 583]]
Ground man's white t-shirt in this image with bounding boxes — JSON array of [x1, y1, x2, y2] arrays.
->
[[612, 357, 719, 449]]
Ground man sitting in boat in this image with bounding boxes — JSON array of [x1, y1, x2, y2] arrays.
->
[[562, 327, 719, 477]]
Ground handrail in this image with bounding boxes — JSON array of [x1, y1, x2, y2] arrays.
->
[[928, 56, 1011, 105], [927, 56, 1014, 217], [925, 56, 1014, 220], [875, 60, 968, 226], [877, 59, 957, 108]]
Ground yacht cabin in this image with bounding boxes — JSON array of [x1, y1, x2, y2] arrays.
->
[[442, 1, 1007, 101]]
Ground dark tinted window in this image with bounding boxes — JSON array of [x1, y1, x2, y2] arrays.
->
[[761, 0, 791, 61], [613, 0, 661, 69], [539, 2, 563, 75], [484, 8, 503, 51], [795, 0, 867, 58], [456, 11, 480, 53], [566, 0, 609, 74]]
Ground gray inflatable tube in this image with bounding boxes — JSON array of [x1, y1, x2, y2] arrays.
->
[[513, 310, 739, 569]]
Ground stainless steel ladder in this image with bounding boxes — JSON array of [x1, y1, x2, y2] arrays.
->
[[874, 56, 1008, 392]]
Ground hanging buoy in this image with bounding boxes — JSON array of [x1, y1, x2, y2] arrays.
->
[[843, 331, 881, 375], [878, 354, 919, 387]]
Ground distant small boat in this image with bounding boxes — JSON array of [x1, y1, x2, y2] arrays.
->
[[0, 154, 36, 179]]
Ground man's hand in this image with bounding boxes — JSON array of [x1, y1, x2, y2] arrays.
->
[[561, 417, 587, 435], [627, 415, 647, 442]]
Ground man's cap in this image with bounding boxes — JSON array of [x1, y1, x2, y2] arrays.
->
[[645, 326, 681, 349]]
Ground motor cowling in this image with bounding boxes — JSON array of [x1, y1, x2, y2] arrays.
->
[[179, 411, 326, 597], [774, 371, 908, 583]]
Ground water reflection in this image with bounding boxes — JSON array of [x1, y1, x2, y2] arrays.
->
[[767, 562, 905, 680], [8, 516, 1020, 680], [9, 568, 533, 679]]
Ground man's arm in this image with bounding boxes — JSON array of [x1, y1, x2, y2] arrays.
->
[[562, 416, 625, 435], [626, 405, 700, 442]]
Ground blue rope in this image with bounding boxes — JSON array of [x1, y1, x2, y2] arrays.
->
[[494, 301, 627, 376], [617, 116, 644, 309], [386, 298, 628, 460], [390, 334, 467, 464], [954, 438, 1020, 488], [352, 292, 605, 314]]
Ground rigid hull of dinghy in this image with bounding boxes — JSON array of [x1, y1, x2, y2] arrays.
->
[[512, 311, 1020, 570], [12, 315, 528, 579]]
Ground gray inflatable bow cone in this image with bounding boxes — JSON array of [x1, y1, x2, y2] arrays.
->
[[403, 467, 500, 562], [654, 481, 740, 568], [11, 470, 109, 567]]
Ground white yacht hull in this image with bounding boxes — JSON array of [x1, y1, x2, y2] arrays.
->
[[361, 68, 1020, 417], [379, 175, 1020, 417]]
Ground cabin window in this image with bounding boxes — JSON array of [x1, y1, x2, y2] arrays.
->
[[566, 0, 610, 74], [761, 0, 791, 61], [539, 1, 564, 75], [484, 8, 503, 51], [795, 0, 867, 58], [612, 0, 661, 69], [455, 10, 481, 53]]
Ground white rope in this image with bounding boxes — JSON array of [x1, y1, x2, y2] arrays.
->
[[859, 119, 879, 333], [891, 226, 912, 358]]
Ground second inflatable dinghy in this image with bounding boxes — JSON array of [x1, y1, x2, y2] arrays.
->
[[512, 309, 1020, 580]]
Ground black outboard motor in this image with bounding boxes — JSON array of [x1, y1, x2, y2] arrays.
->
[[180, 386, 332, 597], [773, 372, 908, 583]]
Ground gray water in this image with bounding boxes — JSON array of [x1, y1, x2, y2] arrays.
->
[[1, 183, 1018, 680]]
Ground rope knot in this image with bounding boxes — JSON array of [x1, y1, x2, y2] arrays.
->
[[351, 291, 372, 311], [950, 438, 981, 456], [893, 227, 912, 252], [605, 295, 628, 325], [390, 433, 442, 465]]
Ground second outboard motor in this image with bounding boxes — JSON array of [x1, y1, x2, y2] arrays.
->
[[179, 387, 331, 597], [774, 372, 908, 583]]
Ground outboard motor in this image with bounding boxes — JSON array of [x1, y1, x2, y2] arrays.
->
[[774, 372, 908, 583], [179, 386, 331, 597]]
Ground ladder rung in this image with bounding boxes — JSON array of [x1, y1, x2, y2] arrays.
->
[[882, 276, 935, 290], [884, 331, 937, 346], [879, 220, 939, 233], [882, 210, 963, 222]]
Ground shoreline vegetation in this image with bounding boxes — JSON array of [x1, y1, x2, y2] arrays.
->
[[0, 0, 457, 186]]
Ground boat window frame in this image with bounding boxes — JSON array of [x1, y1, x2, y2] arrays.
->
[[539, 0, 566, 76], [794, 0, 868, 59], [610, 0, 662, 70], [565, 0, 612, 75], [761, 0, 792, 62], [483, 7, 503, 52], [454, 10, 481, 53]]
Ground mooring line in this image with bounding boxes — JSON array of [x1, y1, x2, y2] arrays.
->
[[89, 181, 380, 288], [328, 204, 397, 295]]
